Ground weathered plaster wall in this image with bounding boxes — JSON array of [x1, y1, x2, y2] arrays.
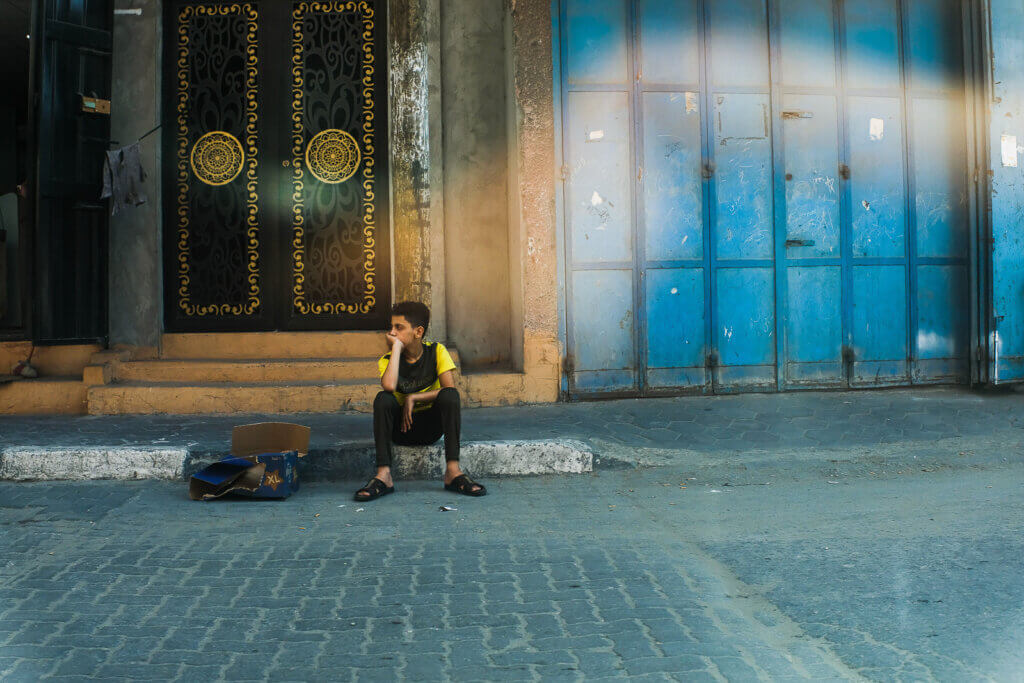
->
[[440, 0, 512, 369], [108, 0, 162, 350], [390, 0, 447, 342], [509, 0, 560, 400]]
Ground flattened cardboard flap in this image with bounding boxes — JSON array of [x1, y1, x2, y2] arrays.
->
[[231, 422, 310, 458]]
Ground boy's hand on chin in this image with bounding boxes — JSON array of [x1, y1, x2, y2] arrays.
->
[[386, 333, 403, 351]]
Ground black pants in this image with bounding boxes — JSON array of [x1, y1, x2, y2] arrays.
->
[[373, 387, 461, 467]]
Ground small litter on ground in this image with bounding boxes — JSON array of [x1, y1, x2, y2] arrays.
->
[[439, 505, 457, 512]]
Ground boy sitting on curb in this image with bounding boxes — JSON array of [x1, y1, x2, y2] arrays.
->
[[353, 301, 486, 501]]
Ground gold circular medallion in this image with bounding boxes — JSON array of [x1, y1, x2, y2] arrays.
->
[[190, 131, 245, 186], [305, 129, 361, 184]]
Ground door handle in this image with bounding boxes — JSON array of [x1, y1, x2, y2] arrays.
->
[[785, 238, 816, 247]]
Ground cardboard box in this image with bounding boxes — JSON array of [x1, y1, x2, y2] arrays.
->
[[189, 422, 310, 501]]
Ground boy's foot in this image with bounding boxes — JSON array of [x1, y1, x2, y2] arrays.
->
[[444, 473, 486, 497], [353, 477, 395, 502]]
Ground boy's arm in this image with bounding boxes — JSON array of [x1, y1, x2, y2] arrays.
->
[[403, 370, 455, 407], [380, 339, 403, 392]]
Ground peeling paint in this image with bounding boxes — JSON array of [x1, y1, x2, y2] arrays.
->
[[1001, 134, 1018, 167], [869, 117, 884, 141], [685, 91, 697, 114]]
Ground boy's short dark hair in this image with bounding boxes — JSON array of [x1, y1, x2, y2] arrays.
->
[[391, 301, 430, 334]]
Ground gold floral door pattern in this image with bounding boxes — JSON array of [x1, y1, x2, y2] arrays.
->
[[164, 0, 390, 332], [173, 3, 260, 319], [191, 131, 246, 186], [291, 1, 379, 317]]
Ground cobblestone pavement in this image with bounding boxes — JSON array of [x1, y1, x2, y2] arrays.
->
[[2, 454, 1023, 681]]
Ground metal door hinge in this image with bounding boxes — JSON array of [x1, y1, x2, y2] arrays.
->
[[839, 164, 851, 180], [701, 161, 715, 179], [560, 165, 569, 181]]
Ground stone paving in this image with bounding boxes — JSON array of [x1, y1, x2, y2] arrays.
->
[[1, 387, 1023, 681], [2, 461, 1023, 680], [1, 476, 862, 682]]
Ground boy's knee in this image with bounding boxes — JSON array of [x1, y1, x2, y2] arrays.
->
[[374, 391, 398, 410], [436, 387, 460, 407]]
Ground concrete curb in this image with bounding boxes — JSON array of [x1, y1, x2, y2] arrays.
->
[[0, 439, 593, 482], [0, 447, 188, 481]]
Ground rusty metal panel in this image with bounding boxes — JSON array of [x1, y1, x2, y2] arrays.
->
[[641, 92, 703, 262], [645, 268, 706, 389], [564, 0, 628, 86], [715, 267, 775, 390], [637, 0, 700, 85], [987, 0, 1024, 382], [570, 269, 636, 392], [781, 94, 840, 259], [557, 0, 976, 397], [916, 265, 969, 382], [707, 0, 768, 87], [566, 92, 633, 264], [713, 93, 773, 261], [777, 0, 835, 89], [852, 265, 908, 385], [786, 266, 842, 385], [848, 97, 906, 258]]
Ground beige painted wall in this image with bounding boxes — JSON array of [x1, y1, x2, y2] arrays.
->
[[440, 0, 513, 370]]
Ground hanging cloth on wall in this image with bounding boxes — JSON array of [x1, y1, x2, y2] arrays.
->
[[100, 142, 148, 216]]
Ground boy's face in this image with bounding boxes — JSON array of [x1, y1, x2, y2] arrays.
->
[[388, 315, 423, 346]]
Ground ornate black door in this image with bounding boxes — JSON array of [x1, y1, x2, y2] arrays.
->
[[162, 0, 390, 332]]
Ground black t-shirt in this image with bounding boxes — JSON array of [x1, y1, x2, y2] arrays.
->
[[393, 342, 438, 395]]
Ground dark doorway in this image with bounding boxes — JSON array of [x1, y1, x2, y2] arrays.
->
[[30, 0, 112, 344], [0, 0, 32, 335], [162, 0, 391, 333]]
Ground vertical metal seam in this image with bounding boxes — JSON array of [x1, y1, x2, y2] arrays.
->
[[629, 0, 645, 395], [550, 0, 569, 395], [962, 0, 983, 385], [836, 0, 854, 387], [698, 0, 717, 394], [895, 0, 918, 383], [766, 0, 787, 391], [556, 0, 577, 398]]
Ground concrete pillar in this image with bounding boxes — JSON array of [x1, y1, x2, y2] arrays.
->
[[508, 0, 561, 399], [108, 0, 162, 351], [389, 0, 447, 342]]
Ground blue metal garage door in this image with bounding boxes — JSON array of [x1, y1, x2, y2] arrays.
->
[[558, 0, 971, 395]]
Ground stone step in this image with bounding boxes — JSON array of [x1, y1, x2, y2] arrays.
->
[[88, 380, 379, 415], [114, 358, 383, 384], [161, 331, 390, 360], [0, 377, 88, 415]]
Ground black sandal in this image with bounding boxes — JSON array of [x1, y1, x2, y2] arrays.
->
[[444, 474, 487, 497], [353, 477, 395, 501]]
